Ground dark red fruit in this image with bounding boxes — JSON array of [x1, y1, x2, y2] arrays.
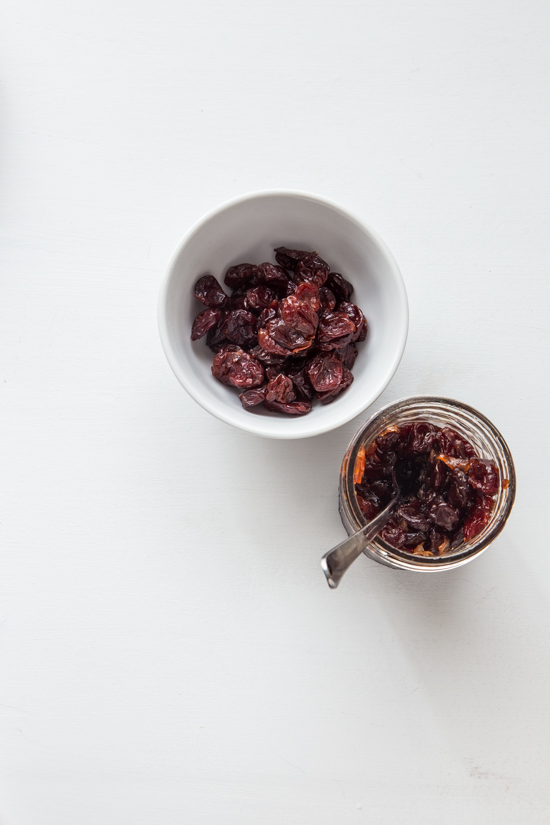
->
[[255, 262, 289, 292], [265, 373, 296, 403], [319, 287, 336, 312], [225, 309, 257, 349], [192, 248, 367, 417], [263, 399, 312, 415], [224, 263, 258, 289], [339, 302, 368, 343], [274, 248, 330, 286], [259, 317, 314, 355], [191, 308, 222, 341], [245, 286, 276, 311], [211, 347, 264, 389], [317, 311, 356, 350], [326, 272, 353, 303], [206, 311, 230, 352], [280, 294, 318, 337], [306, 353, 343, 393], [292, 260, 329, 287], [335, 343, 358, 370], [248, 345, 287, 367], [194, 275, 229, 309], [293, 281, 320, 312], [468, 458, 499, 496], [463, 494, 494, 540], [256, 301, 278, 330], [289, 367, 314, 401], [239, 386, 267, 409], [317, 366, 353, 404], [438, 428, 476, 459]]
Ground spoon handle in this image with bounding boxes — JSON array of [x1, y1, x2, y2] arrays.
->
[[320, 497, 398, 589]]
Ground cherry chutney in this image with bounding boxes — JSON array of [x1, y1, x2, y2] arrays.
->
[[354, 422, 501, 556]]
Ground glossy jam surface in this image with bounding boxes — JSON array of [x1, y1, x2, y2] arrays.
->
[[353, 422, 501, 556], [191, 248, 368, 415]]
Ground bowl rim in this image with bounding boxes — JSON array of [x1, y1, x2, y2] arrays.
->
[[158, 188, 409, 439]]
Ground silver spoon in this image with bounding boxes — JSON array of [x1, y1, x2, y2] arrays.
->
[[320, 494, 399, 589], [320, 456, 420, 589]]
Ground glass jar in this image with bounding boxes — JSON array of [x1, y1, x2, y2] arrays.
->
[[339, 396, 516, 572]]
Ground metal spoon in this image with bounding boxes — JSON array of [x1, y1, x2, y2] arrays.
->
[[321, 453, 428, 588], [320, 494, 399, 589]]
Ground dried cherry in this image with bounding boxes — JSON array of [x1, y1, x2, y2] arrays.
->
[[306, 353, 343, 393], [317, 366, 353, 405], [239, 386, 267, 409], [317, 311, 356, 350], [265, 374, 296, 404], [319, 287, 336, 313], [255, 262, 289, 292], [225, 309, 257, 349], [245, 286, 276, 311], [211, 347, 264, 389], [224, 263, 257, 289], [263, 399, 312, 415], [280, 295, 318, 337], [194, 275, 229, 309], [191, 308, 222, 341], [326, 272, 353, 303], [339, 302, 368, 343], [192, 247, 368, 416]]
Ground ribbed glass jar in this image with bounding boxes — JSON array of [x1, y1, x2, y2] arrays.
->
[[339, 396, 516, 572]]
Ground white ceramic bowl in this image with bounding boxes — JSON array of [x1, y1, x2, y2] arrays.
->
[[158, 190, 408, 439]]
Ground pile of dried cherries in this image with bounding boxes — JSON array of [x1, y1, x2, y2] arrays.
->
[[190, 247, 367, 415], [354, 423, 502, 556]]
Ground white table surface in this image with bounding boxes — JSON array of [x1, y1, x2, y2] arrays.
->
[[1, 0, 549, 822]]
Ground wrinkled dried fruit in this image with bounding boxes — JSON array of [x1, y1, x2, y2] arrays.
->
[[439, 428, 476, 459], [306, 353, 343, 392], [263, 399, 312, 415], [261, 317, 314, 354], [326, 272, 353, 303], [317, 311, 356, 350], [468, 458, 500, 496], [463, 494, 494, 540], [274, 247, 330, 282], [191, 308, 222, 341], [339, 302, 368, 343], [317, 366, 353, 404], [289, 367, 314, 401], [255, 262, 289, 292], [195, 275, 229, 309], [248, 345, 287, 367], [294, 281, 321, 312], [224, 263, 257, 289], [293, 260, 329, 287], [192, 247, 368, 416], [354, 421, 501, 556], [206, 311, 230, 352], [280, 294, 318, 337], [319, 287, 336, 312], [211, 347, 264, 389], [245, 285, 276, 310], [239, 386, 267, 409], [265, 373, 296, 404], [256, 301, 278, 330], [225, 309, 257, 348]]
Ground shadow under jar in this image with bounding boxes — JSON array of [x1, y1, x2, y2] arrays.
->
[[339, 397, 516, 572]]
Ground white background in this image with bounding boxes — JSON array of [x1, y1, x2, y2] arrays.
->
[[0, 0, 549, 822]]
